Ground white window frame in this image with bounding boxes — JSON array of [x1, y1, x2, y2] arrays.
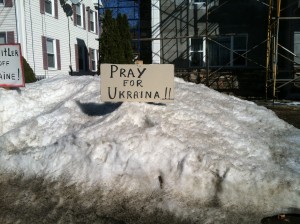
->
[[190, 0, 206, 9], [46, 38, 57, 69], [76, 4, 83, 27], [232, 35, 247, 66], [209, 34, 247, 67], [89, 10, 95, 33], [189, 37, 206, 67], [45, 0, 54, 16], [190, 0, 218, 9], [194, 0, 206, 4]]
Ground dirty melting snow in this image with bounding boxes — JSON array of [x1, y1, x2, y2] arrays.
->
[[0, 75, 300, 223]]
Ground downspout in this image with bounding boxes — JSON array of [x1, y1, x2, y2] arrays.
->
[[205, 0, 209, 86], [98, 0, 102, 74], [265, 0, 272, 100], [14, 0, 18, 43], [28, 0, 36, 74], [272, 0, 281, 100], [68, 17, 73, 75], [138, 0, 141, 60]]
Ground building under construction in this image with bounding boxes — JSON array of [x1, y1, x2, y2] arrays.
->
[[99, 0, 300, 99]]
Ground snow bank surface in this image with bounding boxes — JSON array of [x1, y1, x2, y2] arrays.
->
[[1, 76, 300, 223]]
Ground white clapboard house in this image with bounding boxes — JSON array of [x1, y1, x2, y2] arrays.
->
[[0, 0, 100, 79]]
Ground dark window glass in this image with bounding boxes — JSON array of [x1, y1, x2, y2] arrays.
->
[[45, 0, 52, 15]]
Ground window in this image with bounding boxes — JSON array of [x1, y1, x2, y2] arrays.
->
[[190, 0, 218, 8], [45, 0, 53, 15], [194, 0, 205, 4], [90, 49, 97, 71], [76, 4, 82, 27], [89, 10, 95, 32], [42, 36, 60, 70], [209, 35, 247, 67], [0, 0, 4, 5], [40, 0, 57, 18], [294, 32, 300, 67], [190, 38, 204, 67], [0, 33, 6, 44], [233, 36, 247, 66], [46, 38, 56, 68], [0, 32, 14, 44]]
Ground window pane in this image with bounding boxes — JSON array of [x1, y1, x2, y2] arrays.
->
[[76, 5, 81, 14], [0, 33, 6, 44], [77, 15, 82, 26], [0, 0, 4, 4], [45, 0, 52, 14], [91, 50, 96, 70], [208, 41, 219, 66], [78, 46, 84, 70], [90, 11, 94, 31], [234, 36, 246, 49], [48, 54, 55, 68], [194, 0, 206, 3], [218, 37, 230, 65], [294, 32, 300, 65], [219, 47, 230, 65], [76, 5, 82, 26], [233, 50, 246, 66], [47, 39, 54, 53], [191, 38, 203, 52], [191, 52, 203, 67], [219, 37, 230, 48]]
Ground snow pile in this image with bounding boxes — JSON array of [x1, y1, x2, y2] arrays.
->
[[0, 75, 300, 223]]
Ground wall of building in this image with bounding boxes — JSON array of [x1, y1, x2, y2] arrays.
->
[[0, 0, 17, 43], [1, 0, 99, 79], [155, 0, 268, 70], [21, 0, 99, 78], [278, 0, 300, 77]]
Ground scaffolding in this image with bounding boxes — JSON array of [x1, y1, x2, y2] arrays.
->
[[265, 0, 300, 100], [146, 0, 269, 93], [143, 0, 300, 97], [98, 0, 300, 98]]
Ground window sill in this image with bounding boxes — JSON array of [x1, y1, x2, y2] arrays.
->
[[45, 13, 55, 18]]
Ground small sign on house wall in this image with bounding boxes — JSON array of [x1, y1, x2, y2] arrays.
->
[[101, 64, 174, 103], [0, 44, 25, 87]]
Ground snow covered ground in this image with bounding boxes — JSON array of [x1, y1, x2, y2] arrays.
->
[[0, 75, 300, 223]]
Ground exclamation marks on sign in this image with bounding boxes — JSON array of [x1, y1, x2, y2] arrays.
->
[[18, 68, 20, 80], [164, 87, 172, 100]]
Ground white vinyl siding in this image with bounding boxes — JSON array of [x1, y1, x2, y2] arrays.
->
[[18, 0, 98, 78], [0, 1, 17, 42]]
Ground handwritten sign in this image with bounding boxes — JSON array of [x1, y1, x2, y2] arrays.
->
[[101, 64, 174, 103], [0, 44, 25, 87]]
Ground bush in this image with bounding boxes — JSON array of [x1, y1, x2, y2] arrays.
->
[[22, 56, 36, 83], [100, 10, 134, 64]]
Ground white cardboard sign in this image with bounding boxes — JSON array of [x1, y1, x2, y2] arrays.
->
[[101, 64, 174, 103], [0, 44, 25, 87]]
